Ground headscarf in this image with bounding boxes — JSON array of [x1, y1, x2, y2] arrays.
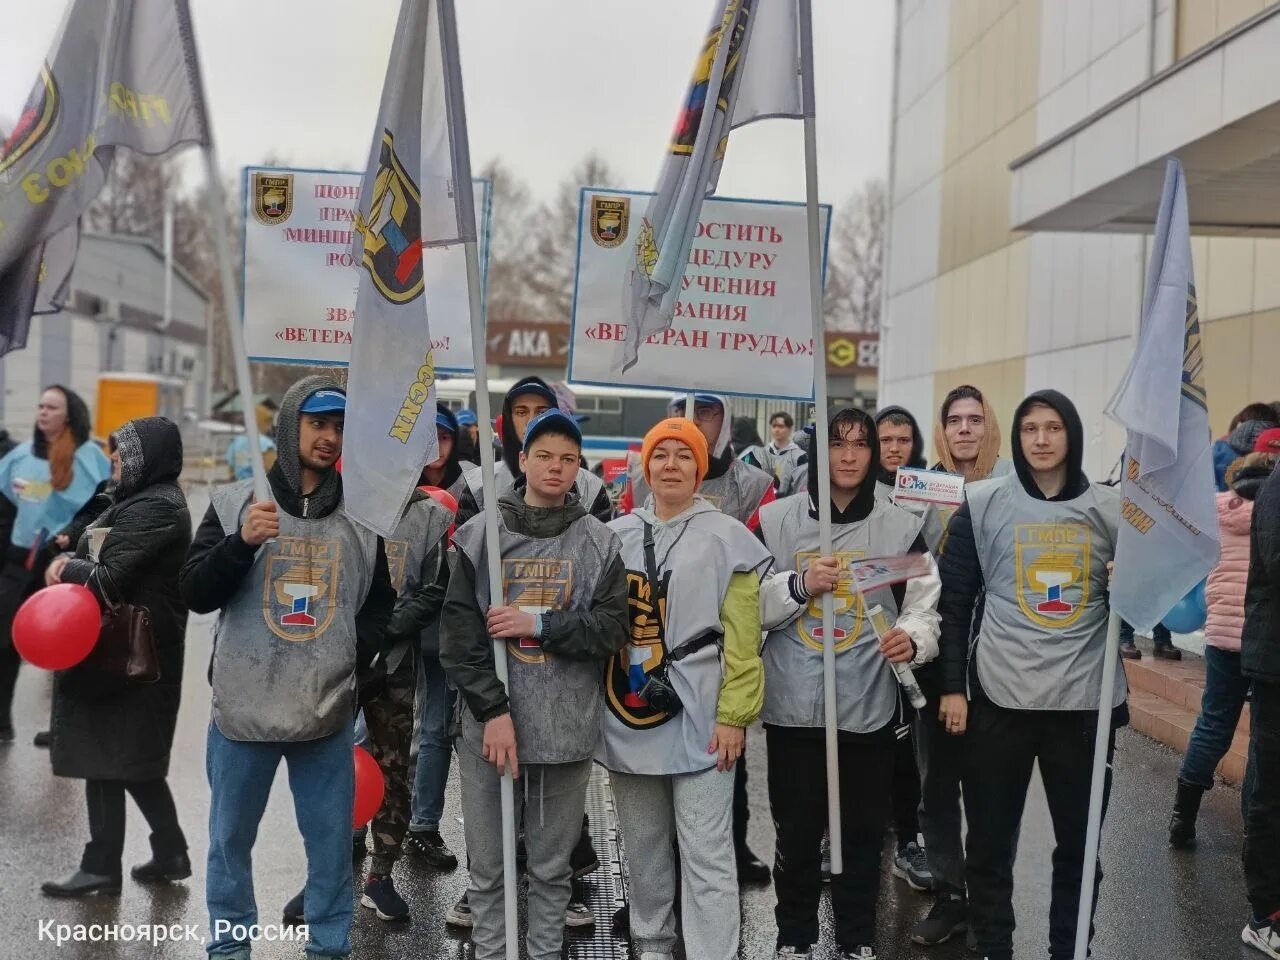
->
[[110, 416, 184, 501]]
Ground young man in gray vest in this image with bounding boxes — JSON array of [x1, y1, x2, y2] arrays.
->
[[935, 389, 1124, 960], [180, 376, 396, 960], [455, 377, 612, 526], [441, 409, 629, 960], [759, 406, 940, 960]]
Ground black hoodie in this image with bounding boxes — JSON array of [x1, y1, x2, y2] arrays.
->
[[805, 406, 881, 525], [180, 379, 395, 633], [874, 404, 927, 488], [935, 390, 1125, 723], [1008, 389, 1089, 501]]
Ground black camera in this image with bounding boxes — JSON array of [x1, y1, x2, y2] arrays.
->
[[638, 662, 682, 715]]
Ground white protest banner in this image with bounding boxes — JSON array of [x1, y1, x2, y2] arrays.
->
[[892, 467, 965, 512], [849, 553, 933, 593], [569, 188, 830, 400], [240, 166, 490, 371]]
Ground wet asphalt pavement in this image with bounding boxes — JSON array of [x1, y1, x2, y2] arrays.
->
[[0, 489, 1260, 959]]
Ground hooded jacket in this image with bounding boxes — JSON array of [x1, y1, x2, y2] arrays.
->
[[935, 391, 1125, 720], [932, 390, 1004, 481], [1243, 462, 1280, 681], [423, 401, 469, 498], [52, 417, 192, 780], [874, 405, 927, 487], [454, 376, 613, 525], [1206, 455, 1274, 653], [441, 482, 629, 729], [180, 377, 395, 637]]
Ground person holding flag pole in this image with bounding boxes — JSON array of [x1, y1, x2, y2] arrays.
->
[[1096, 157, 1221, 960]]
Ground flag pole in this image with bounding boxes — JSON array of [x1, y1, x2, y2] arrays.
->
[[1072, 610, 1120, 959], [465, 240, 519, 960], [797, 0, 842, 875], [199, 150, 269, 504]]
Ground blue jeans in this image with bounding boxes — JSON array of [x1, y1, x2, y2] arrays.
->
[[205, 722, 354, 958], [1119, 620, 1172, 644], [1180, 645, 1255, 813], [410, 654, 455, 831]]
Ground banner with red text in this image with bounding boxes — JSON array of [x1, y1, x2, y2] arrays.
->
[[240, 165, 490, 370], [570, 188, 829, 400]]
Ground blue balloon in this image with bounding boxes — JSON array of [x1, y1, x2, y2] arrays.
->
[[1161, 581, 1207, 633]]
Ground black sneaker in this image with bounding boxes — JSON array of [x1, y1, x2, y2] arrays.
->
[[282, 888, 305, 925], [131, 852, 192, 884], [911, 894, 967, 946], [405, 828, 459, 870], [33, 730, 50, 748], [892, 841, 933, 892], [361, 873, 410, 921], [445, 891, 472, 928], [736, 844, 771, 886], [1154, 643, 1183, 661], [1119, 640, 1141, 660], [570, 816, 600, 878]]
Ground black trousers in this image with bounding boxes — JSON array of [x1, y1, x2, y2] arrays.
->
[[81, 778, 187, 877], [0, 641, 20, 732], [963, 699, 1115, 960], [892, 720, 921, 847], [1245, 680, 1280, 921], [767, 726, 894, 951], [733, 745, 750, 851]]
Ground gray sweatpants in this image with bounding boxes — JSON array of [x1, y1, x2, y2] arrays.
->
[[611, 765, 738, 960], [458, 738, 591, 960]]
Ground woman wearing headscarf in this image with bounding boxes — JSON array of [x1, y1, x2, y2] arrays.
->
[[40, 417, 192, 896], [0, 385, 111, 743], [600, 417, 771, 960]]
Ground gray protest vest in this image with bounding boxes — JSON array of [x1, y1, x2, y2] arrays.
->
[[452, 509, 620, 764], [385, 496, 452, 668], [463, 461, 605, 514], [759, 495, 923, 734], [598, 504, 772, 776], [966, 473, 1125, 711], [629, 458, 772, 525], [875, 479, 945, 554], [932, 458, 1014, 551], [208, 479, 378, 742]]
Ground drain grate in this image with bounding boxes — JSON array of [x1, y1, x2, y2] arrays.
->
[[566, 766, 630, 960]]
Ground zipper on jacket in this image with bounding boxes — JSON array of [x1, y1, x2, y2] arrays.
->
[[303, 495, 309, 519]]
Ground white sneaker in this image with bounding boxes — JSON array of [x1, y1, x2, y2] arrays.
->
[[1243, 918, 1280, 959], [639, 953, 674, 960], [776, 946, 811, 958]]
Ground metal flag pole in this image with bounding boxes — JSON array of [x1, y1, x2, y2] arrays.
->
[[200, 152, 269, 504], [464, 240, 518, 959], [797, 0, 842, 875], [1072, 610, 1121, 960]]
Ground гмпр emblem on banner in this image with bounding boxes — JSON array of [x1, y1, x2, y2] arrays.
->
[[590, 195, 630, 248], [252, 173, 294, 226]]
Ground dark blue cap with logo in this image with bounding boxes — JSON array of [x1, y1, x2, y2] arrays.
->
[[522, 409, 582, 450], [299, 388, 346, 414]]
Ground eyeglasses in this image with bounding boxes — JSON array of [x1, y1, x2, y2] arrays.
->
[[692, 405, 721, 423]]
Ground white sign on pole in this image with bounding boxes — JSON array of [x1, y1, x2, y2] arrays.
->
[[240, 166, 491, 371], [892, 467, 965, 512], [569, 188, 830, 400]]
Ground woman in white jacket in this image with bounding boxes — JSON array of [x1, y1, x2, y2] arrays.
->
[[757, 406, 941, 960]]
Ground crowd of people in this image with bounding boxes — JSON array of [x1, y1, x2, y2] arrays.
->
[[1, 375, 1278, 960]]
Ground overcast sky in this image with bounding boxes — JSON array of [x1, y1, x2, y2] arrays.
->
[[0, 0, 892, 206]]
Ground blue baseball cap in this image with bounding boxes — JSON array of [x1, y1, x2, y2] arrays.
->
[[435, 404, 459, 434], [299, 388, 346, 414], [455, 409, 477, 427], [522, 409, 582, 450], [670, 392, 722, 411]]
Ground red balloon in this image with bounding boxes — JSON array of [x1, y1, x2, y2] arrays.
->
[[335, 456, 343, 474], [418, 485, 459, 542], [13, 583, 101, 671], [352, 745, 385, 829]]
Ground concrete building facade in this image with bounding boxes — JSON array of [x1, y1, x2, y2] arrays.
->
[[881, 0, 1280, 479]]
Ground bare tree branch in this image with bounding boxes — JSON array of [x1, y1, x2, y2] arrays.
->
[[823, 178, 885, 332]]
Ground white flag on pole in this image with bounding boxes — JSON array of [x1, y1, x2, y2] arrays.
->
[[621, 0, 804, 372], [1104, 158, 1219, 632], [344, 0, 477, 537]]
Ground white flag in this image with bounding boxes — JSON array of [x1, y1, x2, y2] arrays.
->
[[344, 0, 476, 537], [621, 0, 804, 372], [1105, 158, 1219, 632]]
